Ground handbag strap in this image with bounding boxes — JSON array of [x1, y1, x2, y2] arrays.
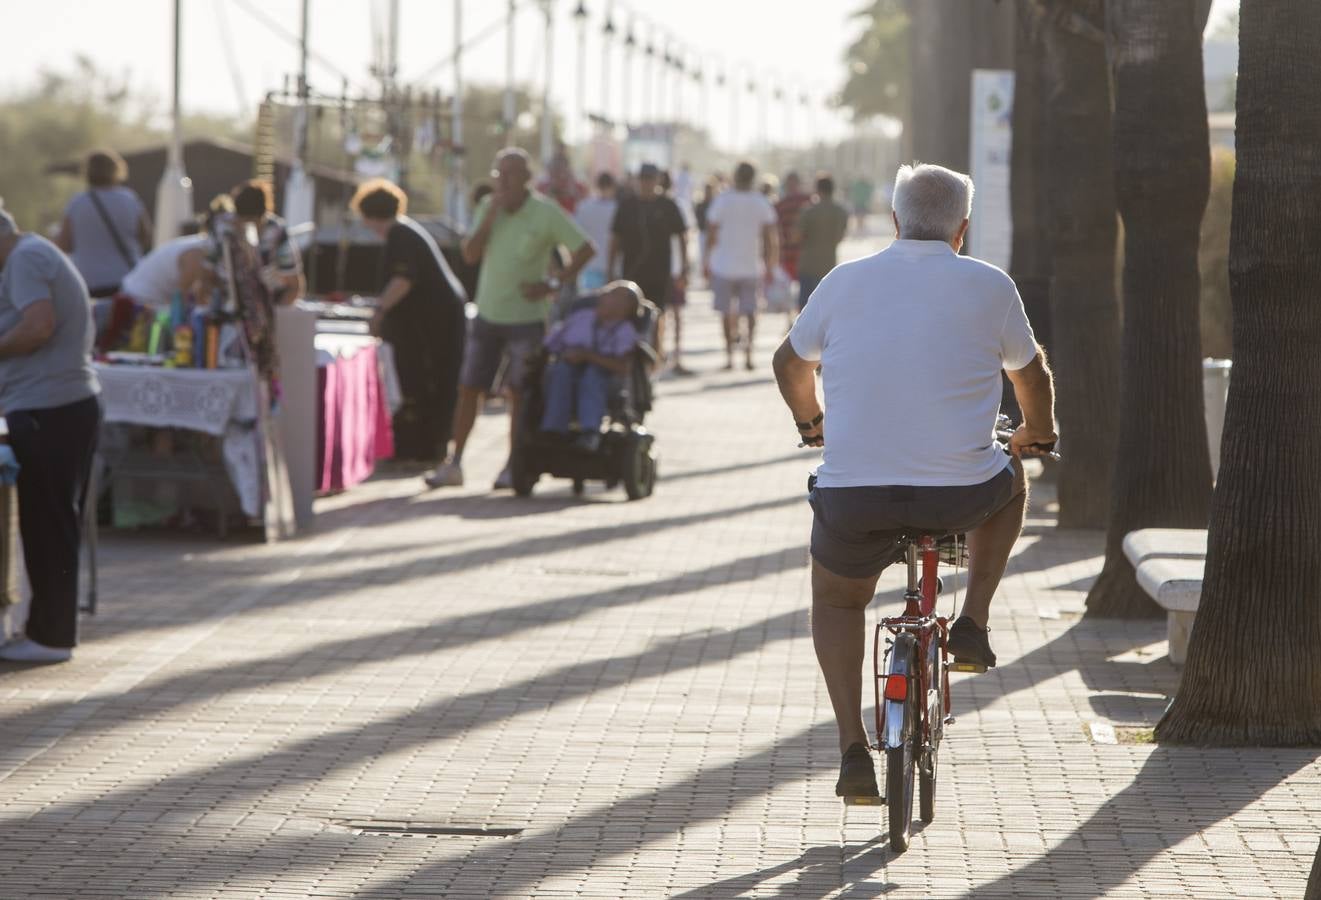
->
[[86, 189, 137, 269]]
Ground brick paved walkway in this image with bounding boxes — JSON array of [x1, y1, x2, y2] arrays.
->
[[1, 233, 1316, 898]]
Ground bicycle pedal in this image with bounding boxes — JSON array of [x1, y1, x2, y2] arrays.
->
[[841, 795, 884, 806], [948, 660, 988, 674]]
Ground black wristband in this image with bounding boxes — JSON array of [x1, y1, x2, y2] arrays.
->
[[795, 412, 824, 431]]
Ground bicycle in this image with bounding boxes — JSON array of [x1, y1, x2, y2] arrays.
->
[[807, 415, 1058, 853]]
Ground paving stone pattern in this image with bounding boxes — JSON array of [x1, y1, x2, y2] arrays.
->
[[0, 232, 1315, 898]]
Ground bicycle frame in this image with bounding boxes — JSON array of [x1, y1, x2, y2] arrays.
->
[[874, 536, 953, 753]]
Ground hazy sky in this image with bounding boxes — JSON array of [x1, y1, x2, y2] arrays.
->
[[4, 0, 1240, 152]]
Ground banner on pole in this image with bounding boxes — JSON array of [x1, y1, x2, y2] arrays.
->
[[968, 69, 1014, 271]]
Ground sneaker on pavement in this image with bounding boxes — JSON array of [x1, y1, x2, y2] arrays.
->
[[0, 638, 72, 663], [835, 741, 879, 799], [423, 460, 464, 489], [946, 616, 997, 669], [493, 465, 514, 490]]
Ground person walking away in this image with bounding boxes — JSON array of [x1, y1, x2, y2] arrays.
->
[[609, 164, 689, 374], [847, 175, 875, 235], [0, 208, 101, 663], [772, 163, 1057, 800], [672, 162, 696, 224], [694, 180, 718, 284], [574, 173, 619, 292], [427, 148, 595, 490], [55, 149, 151, 298], [774, 171, 813, 285], [351, 179, 469, 463], [539, 282, 641, 451], [794, 175, 851, 310], [705, 162, 778, 370], [537, 148, 588, 214]]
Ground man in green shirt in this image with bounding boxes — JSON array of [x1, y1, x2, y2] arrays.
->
[[795, 175, 852, 309], [426, 148, 595, 490]]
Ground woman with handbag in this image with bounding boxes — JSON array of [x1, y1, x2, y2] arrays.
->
[[55, 149, 152, 297]]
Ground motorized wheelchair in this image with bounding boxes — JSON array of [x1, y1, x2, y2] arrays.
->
[[509, 293, 660, 500]]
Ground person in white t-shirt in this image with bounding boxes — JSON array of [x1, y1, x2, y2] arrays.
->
[[573, 172, 618, 292], [772, 163, 1057, 801], [704, 161, 779, 370], [120, 233, 208, 308]]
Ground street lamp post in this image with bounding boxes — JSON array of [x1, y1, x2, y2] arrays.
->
[[503, 0, 517, 146], [621, 18, 636, 133], [573, 1, 588, 150], [284, 0, 315, 229], [600, 5, 615, 136], [449, 0, 468, 228], [154, 0, 193, 247], [539, 0, 555, 163]]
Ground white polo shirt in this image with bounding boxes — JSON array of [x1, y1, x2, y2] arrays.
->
[[788, 239, 1038, 488]]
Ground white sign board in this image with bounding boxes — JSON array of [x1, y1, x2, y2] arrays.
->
[[968, 69, 1015, 270]]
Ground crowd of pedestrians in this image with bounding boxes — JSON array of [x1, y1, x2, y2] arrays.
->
[[392, 145, 864, 493]]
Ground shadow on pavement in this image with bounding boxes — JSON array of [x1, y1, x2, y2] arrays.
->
[[954, 744, 1318, 899], [72, 490, 804, 643]]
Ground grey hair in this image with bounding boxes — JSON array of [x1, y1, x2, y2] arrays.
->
[[494, 146, 532, 172], [892, 163, 974, 242], [0, 206, 16, 236]]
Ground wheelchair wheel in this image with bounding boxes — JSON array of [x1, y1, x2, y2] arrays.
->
[[510, 447, 538, 497], [622, 436, 656, 501]]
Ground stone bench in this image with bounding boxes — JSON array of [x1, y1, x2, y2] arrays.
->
[[1125, 528, 1208, 665]]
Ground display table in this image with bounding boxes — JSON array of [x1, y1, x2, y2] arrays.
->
[[314, 333, 397, 493], [94, 363, 296, 541]]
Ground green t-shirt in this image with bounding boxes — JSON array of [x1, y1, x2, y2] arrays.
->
[[797, 199, 852, 278], [471, 191, 591, 324]]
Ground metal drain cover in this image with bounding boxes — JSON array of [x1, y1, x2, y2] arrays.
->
[[341, 820, 523, 838]]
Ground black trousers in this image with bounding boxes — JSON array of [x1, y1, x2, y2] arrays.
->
[[384, 300, 465, 462], [8, 395, 101, 649]]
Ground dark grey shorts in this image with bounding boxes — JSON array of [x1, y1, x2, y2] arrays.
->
[[809, 464, 1017, 579], [460, 317, 545, 393]]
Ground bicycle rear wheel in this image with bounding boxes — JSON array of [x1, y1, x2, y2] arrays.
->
[[885, 634, 918, 852]]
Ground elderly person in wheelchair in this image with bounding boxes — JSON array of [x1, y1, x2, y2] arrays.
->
[[541, 282, 641, 452], [511, 280, 660, 499]]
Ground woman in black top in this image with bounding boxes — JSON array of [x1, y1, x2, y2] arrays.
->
[[351, 179, 468, 461]]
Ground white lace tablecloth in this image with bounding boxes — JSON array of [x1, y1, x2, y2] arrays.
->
[[94, 365, 263, 517], [95, 366, 258, 436]]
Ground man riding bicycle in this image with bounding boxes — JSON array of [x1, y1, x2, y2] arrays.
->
[[772, 163, 1057, 801]]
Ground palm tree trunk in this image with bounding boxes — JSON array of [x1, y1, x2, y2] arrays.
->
[[1083, 0, 1213, 617], [1157, 0, 1321, 744], [1036, 0, 1120, 527], [1008, 1, 1052, 356], [906, 0, 1015, 169]]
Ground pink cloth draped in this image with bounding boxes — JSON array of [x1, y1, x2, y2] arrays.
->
[[317, 344, 395, 493]]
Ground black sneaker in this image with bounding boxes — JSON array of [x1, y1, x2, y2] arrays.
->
[[946, 616, 997, 670], [835, 742, 880, 801]]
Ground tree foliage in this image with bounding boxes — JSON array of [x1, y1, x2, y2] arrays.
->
[[837, 0, 910, 123], [0, 57, 245, 233]]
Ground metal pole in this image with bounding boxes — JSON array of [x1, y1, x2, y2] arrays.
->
[[621, 20, 634, 133], [450, 0, 468, 227], [641, 26, 653, 139], [283, 0, 316, 228], [154, 0, 192, 246], [540, 0, 555, 163], [575, 3, 587, 150], [600, 5, 614, 135], [504, 0, 517, 145]]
